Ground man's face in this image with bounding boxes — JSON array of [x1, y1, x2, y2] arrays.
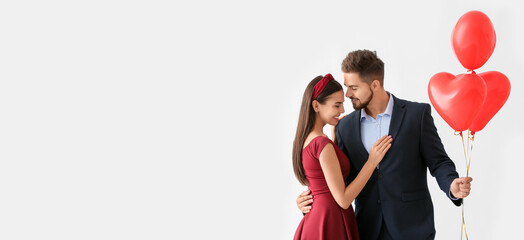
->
[[343, 72, 373, 111]]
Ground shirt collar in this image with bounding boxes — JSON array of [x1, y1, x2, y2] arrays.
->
[[360, 93, 394, 120]]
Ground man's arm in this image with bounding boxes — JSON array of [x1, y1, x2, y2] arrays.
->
[[420, 104, 470, 206]]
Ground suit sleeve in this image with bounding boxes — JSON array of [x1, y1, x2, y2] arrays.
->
[[420, 104, 462, 206]]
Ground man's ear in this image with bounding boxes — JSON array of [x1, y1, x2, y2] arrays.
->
[[371, 79, 381, 90], [312, 100, 320, 112]]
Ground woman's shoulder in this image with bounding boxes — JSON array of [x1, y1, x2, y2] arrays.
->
[[304, 135, 333, 153]]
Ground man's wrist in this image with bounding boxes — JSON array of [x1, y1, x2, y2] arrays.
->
[[449, 190, 459, 200]]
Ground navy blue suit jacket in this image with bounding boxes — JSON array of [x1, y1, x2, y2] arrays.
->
[[336, 94, 461, 240]]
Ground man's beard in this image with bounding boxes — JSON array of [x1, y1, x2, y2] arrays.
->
[[352, 89, 373, 111]]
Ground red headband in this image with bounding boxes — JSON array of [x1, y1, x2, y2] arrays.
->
[[312, 73, 334, 99]]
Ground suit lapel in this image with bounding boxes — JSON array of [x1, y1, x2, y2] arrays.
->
[[388, 94, 406, 139]]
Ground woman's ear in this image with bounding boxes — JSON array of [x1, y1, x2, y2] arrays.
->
[[312, 100, 320, 112]]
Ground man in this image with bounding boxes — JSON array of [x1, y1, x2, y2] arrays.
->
[[296, 50, 472, 239]]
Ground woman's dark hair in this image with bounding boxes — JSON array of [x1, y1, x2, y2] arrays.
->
[[293, 75, 343, 185]]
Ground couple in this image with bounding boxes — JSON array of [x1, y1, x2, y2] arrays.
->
[[292, 50, 473, 240]]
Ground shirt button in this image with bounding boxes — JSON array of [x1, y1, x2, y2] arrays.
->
[[379, 173, 383, 178], [378, 199, 381, 204]]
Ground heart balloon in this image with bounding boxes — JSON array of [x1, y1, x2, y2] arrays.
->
[[469, 71, 511, 133], [428, 72, 487, 131], [452, 10, 496, 70]]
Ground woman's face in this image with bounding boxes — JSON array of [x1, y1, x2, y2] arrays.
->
[[316, 90, 345, 126]]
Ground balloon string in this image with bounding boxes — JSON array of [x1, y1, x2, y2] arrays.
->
[[459, 131, 469, 240], [467, 130, 470, 166], [462, 202, 469, 240], [460, 131, 468, 169], [467, 130, 475, 177]]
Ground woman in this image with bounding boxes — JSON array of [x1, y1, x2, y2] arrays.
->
[[293, 74, 392, 240]]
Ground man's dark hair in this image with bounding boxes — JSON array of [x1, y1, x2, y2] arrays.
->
[[341, 49, 385, 86]]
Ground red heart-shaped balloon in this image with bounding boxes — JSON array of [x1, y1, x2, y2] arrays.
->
[[428, 72, 487, 131], [469, 71, 511, 133]]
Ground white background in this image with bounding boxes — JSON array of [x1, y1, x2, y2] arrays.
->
[[1, 0, 522, 239]]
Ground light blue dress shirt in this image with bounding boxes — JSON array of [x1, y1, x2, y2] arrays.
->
[[360, 94, 394, 153]]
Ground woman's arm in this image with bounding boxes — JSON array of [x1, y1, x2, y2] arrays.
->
[[319, 135, 392, 209]]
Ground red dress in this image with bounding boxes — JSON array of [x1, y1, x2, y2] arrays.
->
[[294, 136, 360, 240]]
